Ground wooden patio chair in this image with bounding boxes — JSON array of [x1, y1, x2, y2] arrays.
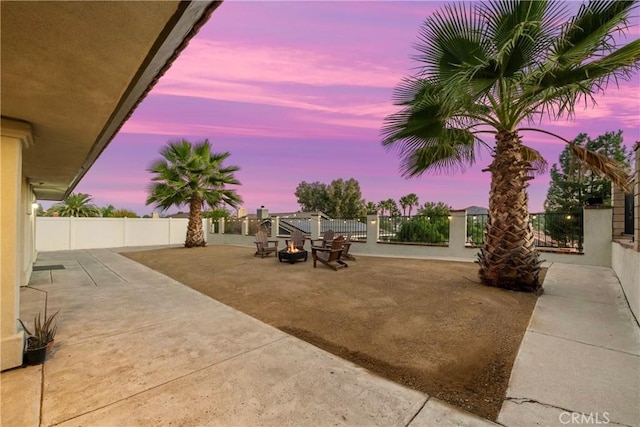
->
[[312, 236, 348, 270], [285, 230, 306, 251], [311, 229, 334, 248], [254, 230, 278, 258], [341, 232, 356, 261]]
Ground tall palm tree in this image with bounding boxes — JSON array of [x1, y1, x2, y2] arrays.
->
[[146, 139, 242, 248], [402, 193, 420, 217], [49, 193, 100, 217], [382, 0, 638, 293]]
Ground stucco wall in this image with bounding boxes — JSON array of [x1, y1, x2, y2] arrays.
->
[[612, 242, 640, 321], [36, 217, 207, 251]]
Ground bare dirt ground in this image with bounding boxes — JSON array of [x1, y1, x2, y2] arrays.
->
[[123, 244, 540, 421]]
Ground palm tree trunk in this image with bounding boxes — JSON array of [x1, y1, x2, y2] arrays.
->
[[477, 130, 541, 293], [185, 196, 205, 248]]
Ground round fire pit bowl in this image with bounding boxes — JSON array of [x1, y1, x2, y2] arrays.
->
[[278, 249, 308, 264]]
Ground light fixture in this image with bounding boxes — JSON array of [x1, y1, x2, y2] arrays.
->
[[447, 216, 452, 220], [32, 203, 40, 209], [532, 215, 537, 219], [566, 215, 572, 220]]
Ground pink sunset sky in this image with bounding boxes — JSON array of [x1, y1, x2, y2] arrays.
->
[[53, 1, 640, 216]]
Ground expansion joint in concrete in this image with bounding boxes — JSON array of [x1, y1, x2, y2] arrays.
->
[[404, 396, 428, 427]]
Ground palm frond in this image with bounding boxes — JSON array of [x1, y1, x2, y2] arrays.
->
[[569, 143, 631, 191], [553, 0, 636, 64], [520, 145, 548, 175]]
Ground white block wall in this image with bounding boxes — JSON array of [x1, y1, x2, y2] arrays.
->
[[36, 217, 208, 251]]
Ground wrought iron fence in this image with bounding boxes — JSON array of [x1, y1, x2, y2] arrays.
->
[[378, 215, 449, 245], [466, 214, 488, 246], [533, 212, 583, 252], [224, 217, 242, 235], [322, 218, 367, 241], [465, 212, 584, 253]]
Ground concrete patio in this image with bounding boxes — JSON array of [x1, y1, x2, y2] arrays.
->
[[1, 248, 638, 426]]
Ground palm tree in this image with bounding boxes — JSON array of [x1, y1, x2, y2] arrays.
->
[[146, 139, 242, 248], [100, 204, 116, 218], [365, 201, 379, 215], [382, 0, 638, 293], [400, 193, 420, 217], [49, 193, 100, 217]]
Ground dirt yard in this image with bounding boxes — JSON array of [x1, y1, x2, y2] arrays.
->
[[123, 244, 539, 421]]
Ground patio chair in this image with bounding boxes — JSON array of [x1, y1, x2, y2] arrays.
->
[[341, 232, 356, 261], [312, 235, 348, 270], [254, 230, 278, 258], [285, 230, 306, 251], [311, 229, 334, 248]]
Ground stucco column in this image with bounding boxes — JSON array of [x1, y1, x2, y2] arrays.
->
[[241, 217, 249, 236], [449, 210, 467, 251], [271, 216, 279, 238], [366, 214, 379, 246], [310, 214, 321, 241], [218, 218, 225, 234], [1, 119, 33, 370], [583, 206, 613, 267]]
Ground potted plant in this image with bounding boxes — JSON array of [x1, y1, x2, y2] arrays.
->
[[19, 310, 59, 365]]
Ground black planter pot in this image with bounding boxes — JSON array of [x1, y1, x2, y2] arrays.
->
[[26, 345, 47, 365]]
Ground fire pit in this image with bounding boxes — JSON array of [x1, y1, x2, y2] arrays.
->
[[278, 242, 308, 263]]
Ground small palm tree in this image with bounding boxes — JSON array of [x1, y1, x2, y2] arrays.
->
[[100, 204, 116, 218], [49, 193, 99, 217], [146, 139, 243, 248], [382, 0, 638, 293]]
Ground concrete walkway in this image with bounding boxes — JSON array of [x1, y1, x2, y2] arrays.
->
[[498, 264, 640, 427], [1, 248, 494, 427], [2, 250, 638, 426]]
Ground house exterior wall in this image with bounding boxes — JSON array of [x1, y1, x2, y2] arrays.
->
[[1, 119, 34, 371]]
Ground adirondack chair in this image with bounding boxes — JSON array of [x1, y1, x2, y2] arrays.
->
[[254, 230, 278, 258], [285, 230, 306, 251], [311, 229, 334, 248], [341, 232, 356, 261], [312, 235, 348, 270]]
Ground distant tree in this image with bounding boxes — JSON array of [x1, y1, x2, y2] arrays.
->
[[543, 131, 630, 247], [399, 193, 420, 216], [365, 201, 378, 215], [49, 193, 100, 217], [397, 200, 451, 243], [203, 207, 232, 221], [326, 178, 366, 218], [100, 204, 116, 218], [295, 178, 366, 218], [417, 201, 451, 217], [146, 139, 242, 248], [295, 181, 329, 212], [544, 131, 631, 212], [377, 199, 398, 216], [112, 209, 138, 218]]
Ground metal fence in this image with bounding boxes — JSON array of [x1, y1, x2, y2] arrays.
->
[[378, 215, 449, 245], [465, 212, 584, 253], [224, 217, 242, 235], [322, 218, 367, 241], [532, 212, 583, 252]]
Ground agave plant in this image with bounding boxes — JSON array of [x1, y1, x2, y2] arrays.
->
[[19, 310, 59, 349]]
